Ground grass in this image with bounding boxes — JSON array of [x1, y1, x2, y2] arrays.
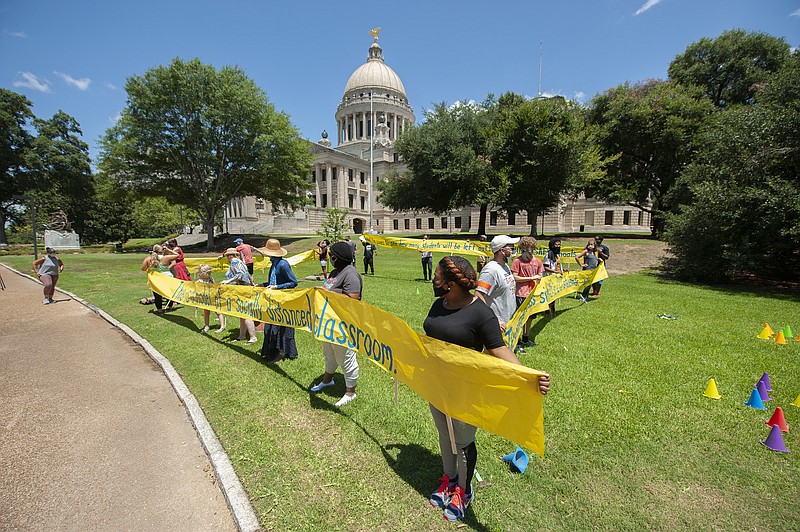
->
[[3, 239, 799, 530]]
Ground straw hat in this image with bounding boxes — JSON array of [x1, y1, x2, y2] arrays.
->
[[221, 247, 240, 258], [263, 238, 287, 257]]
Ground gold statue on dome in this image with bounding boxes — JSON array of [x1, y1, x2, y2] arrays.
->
[[369, 27, 381, 42]]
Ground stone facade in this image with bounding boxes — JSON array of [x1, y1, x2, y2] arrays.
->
[[225, 37, 651, 236]]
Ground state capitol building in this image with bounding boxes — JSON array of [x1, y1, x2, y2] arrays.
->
[[224, 35, 651, 236]]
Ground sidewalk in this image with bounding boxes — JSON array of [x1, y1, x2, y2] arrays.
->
[[0, 266, 252, 531]]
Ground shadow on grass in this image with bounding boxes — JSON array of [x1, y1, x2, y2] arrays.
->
[[647, 269, 800, 301]]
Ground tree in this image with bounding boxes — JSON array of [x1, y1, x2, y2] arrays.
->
[[0, 89, 34, 245], [317, 207, 350, 242], [585, 80, 715, 236], [99, 58, 312, 250], [489, 93, 607, 236], [26, 111, 95, 238], [667, 29, 791, 107], [377, 100, 499, 236]]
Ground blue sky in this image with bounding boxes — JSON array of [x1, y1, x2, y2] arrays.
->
[[2, 0, 798, 164]]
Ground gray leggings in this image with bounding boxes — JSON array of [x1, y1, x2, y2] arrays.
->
[[429, 404, 477, 490]]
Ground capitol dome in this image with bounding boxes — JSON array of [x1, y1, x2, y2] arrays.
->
[[335, 39, 414, 148]]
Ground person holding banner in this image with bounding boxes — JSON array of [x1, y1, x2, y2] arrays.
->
[[511, 236, 543, 352], [219, 248, 258, 344], [234, 237, 265, 276], [141, 245, 180, 315], [542, 238, 564, 318], [575, 238, 599, 303], [197, 264, 226, 333], [166, 238, 191, 281], [420, 234, 433, 281], [258, 238, 299, 363], [592, 235, 610, 297], [424, 255, 550, 522], [475, 235, 519, 332], [309, 241, 362, 407]]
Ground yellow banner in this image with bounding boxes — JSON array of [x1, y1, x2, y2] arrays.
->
[[363, 234, 582, 259], [504, 264, 608, 349], [183, 249, 317, 275], [148, 272, 546, 455]]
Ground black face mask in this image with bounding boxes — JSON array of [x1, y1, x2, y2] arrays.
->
[[552, 247, 561, 254], [432, 279, 450, 298], [331, 256, 347, 269]]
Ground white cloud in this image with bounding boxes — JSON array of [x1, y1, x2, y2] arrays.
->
[[790, 8, 800, 17], [574, 91, 587, 102], [12, 71, 51, 93], [54, 71, 91, 90], [3, 29, 27, 38], [105, 82, 118, 90], [635, 0, 664, 16], [109, 113, 121, 125]]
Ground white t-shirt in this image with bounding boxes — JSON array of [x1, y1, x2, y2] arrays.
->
[[476, 260, 516, 323]]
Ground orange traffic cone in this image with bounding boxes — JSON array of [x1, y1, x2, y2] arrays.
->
[[764, 323, 775, 336], [775, 331, 787, 345], [766, 407, 789, 433]]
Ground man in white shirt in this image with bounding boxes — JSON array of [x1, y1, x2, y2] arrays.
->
[[475, 234, 519, 331]]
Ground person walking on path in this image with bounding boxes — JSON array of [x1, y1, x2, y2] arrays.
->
[[141, 244, 180, 315], [423, 255, 550, 522], [258, 238, 299, 363], [234, 237, 265, 276], [475, 235, 519, 332], [361, 236, 377, 275], [309, 241, 362, 407], [32, 247, 63, 304], [510, 236, 543, 352], [420, 234, 433, 281], [219, 248, 258, 344], [591, 235, 610, 297]]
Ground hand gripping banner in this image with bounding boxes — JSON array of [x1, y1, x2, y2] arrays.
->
[[148, 272, 547, 455], [362, 234, 583, 260], [183, 248, 318, 274]]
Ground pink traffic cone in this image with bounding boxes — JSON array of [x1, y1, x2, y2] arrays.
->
[[766, 407, 789, 433], [760, 424, 790, 452], [756, 380, 772, 402], [758, 372, 773, 392]]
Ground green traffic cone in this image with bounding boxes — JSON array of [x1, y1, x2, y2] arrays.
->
[[784, 325, 794, 339], [415, 287, 420, 295]]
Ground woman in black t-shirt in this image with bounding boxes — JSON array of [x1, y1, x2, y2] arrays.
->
[[422, 256, 550, 522]]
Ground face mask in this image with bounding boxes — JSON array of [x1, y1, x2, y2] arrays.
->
[[270, 256, 281, 264], [553, 246, 561, 254], [588, 245, 595, 251], [521, 251, 533, 261], [432, 280, 450, 298]]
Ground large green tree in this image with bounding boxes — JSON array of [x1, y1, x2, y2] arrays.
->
[[585, 80, 715, 236], [0, 89, 34, 245], [377, 100, 499, 236], [99, 58, 312, 250], [490, 93, 606, 236], [667, 29, 791, 107]]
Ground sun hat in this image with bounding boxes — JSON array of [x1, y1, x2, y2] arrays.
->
[[263, 238, 287, 257], [490, 234, 520, 254], [330, 241, 354, 263], [233, 238, 244, 243], [222, 247, 240, 258]]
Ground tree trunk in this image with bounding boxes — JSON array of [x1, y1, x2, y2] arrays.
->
[[0, 209, 7, 245], [205, 209, 216, 251], [476, 203, 488, 236], [528, 210, 539, 237]]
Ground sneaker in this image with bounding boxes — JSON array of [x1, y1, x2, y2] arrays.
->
[[310, 380, 335, 393], [443, 485, 473, 522], [247, 337, 259, 344], [215, 327, 225, 333], [519, 339, 535, 348], [514, 346, 526, 355], [334, 393, 356, 407], [43, 298, 50, 305], [429, 475, 454, 508], [201, 326, 210, 334], [580, 295, 589, 303]]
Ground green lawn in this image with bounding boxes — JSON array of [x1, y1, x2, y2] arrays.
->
[[4, 240, 799, 530]]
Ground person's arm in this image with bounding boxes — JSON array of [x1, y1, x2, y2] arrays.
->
[[597, 246, 609, 261], [141, 256, 151, 272], [252, 245, 265, 257], [57, 258, 64, 272], [575, 250, 587, 267], [32, 257, 44, 276], [161, 249, 180, 263]]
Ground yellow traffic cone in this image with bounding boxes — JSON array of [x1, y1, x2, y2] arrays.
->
[[757, 326, 772, 339], [775, 331, 787, 345], [792, 394, 800, 407], [703, 378, 721, 400]]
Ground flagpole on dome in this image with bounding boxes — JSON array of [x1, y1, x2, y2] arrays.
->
[[367, 27, 381, 234]]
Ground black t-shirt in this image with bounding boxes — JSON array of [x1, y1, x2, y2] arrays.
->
[[423, 298, 506, 352]]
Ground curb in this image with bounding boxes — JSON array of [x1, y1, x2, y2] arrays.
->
[[1, 264, 261, 532]]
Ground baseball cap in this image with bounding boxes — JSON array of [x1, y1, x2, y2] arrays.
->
[[233, 238, 243, 243], [490, 235, 520, 254]]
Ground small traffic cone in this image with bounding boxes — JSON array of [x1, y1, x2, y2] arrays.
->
[[783, 325, 794, 339], [501, 446, 529, 473], [758, 372, 773, 392], [775, 331, 787, 345], [792, 394, 800, 407], [760, 424, 790, 453], [703, 378, 721, 399], [757, 325, 772, 339], [766, 407, 789, 432], [415, 286, 420, 295], [757, 380, 772, 402], [745, 388, 767, 410]]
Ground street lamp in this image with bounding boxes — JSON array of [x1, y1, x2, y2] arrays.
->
[[12, 194, 38, 259]]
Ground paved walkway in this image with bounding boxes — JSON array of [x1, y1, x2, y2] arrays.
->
[[0, 266, 256, 531]]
